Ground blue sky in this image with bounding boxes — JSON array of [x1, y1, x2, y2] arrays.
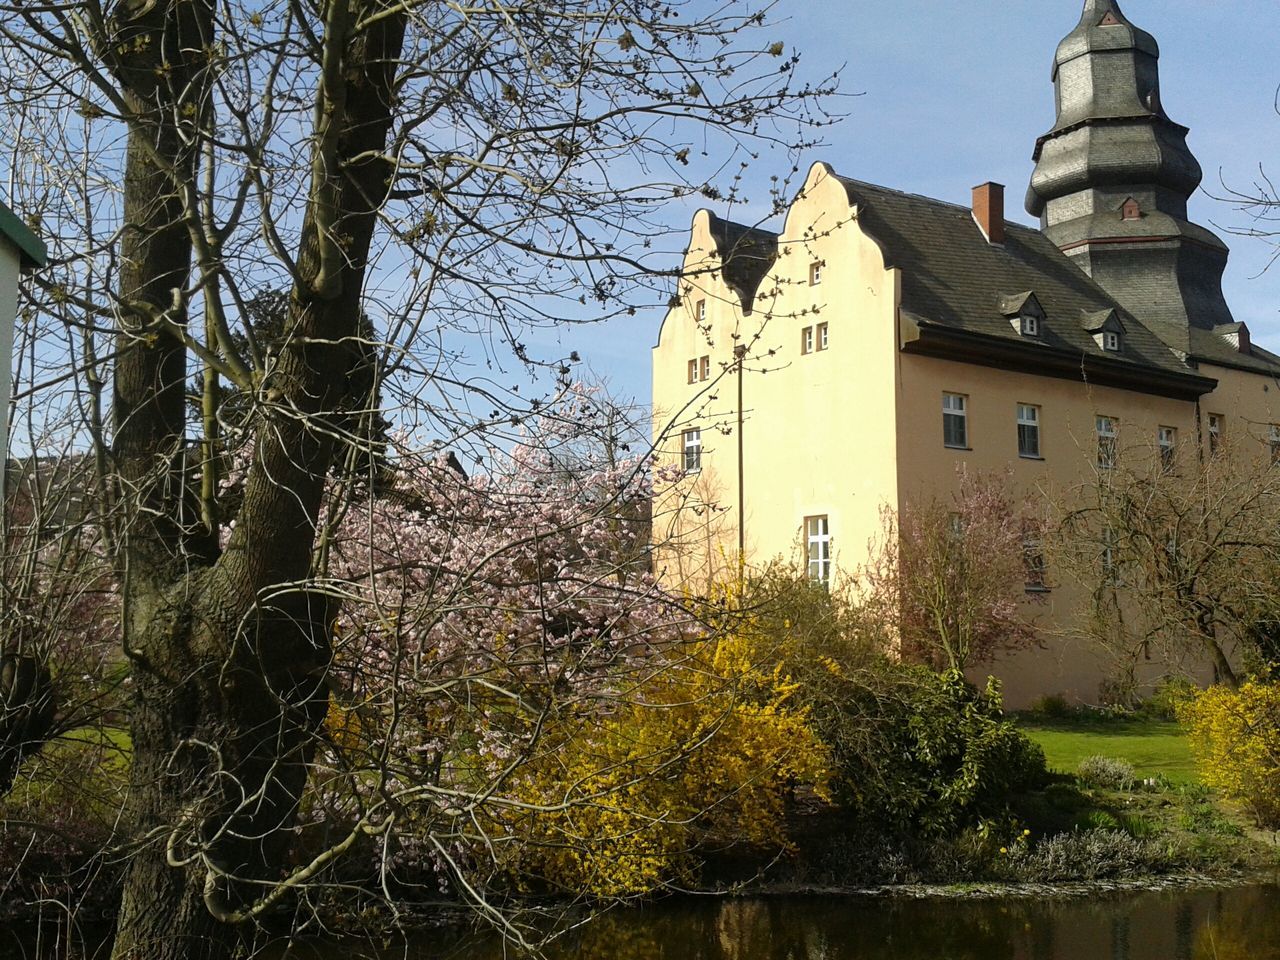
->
[[565, 0, 1280, 408]]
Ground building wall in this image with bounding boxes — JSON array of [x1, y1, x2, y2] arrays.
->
[[0, 242, 20, 504], [654, 167, 1280, 707], [652, 163, 901, 592]]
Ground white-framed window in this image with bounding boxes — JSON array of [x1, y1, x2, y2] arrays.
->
[[696, 298, 706, 321], [1096, 415, 1118, 469], [1023, 531, 1047, 590], [943, 393, 968, 449], [1102, 330, 1122, 352], [805, 515, 831, 585], [1021, 313, 1040, 337], [682, 428, 702, 473], [1158, 426, 1177, 473], [1017, 403, 1040, 458], [699, 355, 710, 381], [1270, 425, 1280, 465], [817, 322, 829, 351], [801, 326, 814, 355], [809, 261, 823, 286], [1207, 413, 1223, 456], [687, 359, 698, 384], [1102, 527, 1118, 584]]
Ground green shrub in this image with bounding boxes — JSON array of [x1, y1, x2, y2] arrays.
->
[[1118, 814, 1160, 839], [1077, 755, 1135, 790], [1080, 810, 1120, 831], [831, 668, 1047, 837], [1140, 676, 1198, 721], [1027, 693, 1075, 719]]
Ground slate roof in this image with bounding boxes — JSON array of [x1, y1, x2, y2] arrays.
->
[[705, 212, 777, 313], [831, 175, 1201, 382]]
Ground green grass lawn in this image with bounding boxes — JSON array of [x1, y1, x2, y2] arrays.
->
[[1016, 714, 1201, 786]]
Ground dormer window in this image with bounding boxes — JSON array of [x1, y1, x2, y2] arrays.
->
[[1000, 292, 1046, 339], [1082, 308, 1126, 354], [1121, 197, 1141, 221]]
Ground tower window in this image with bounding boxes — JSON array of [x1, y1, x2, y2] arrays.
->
[[801, 326, 814, 355], [696, 298, 706, 321], [809, 261, 823, 286], [817, 322, 829, 351]]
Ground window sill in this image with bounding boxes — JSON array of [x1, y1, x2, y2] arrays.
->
[[1019, 454, 1045, 461], [944, 445, 972, 451], [1024, 585, 1052, 594]]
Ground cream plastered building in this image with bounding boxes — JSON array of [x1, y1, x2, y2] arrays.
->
[[651, 0, 1280, 706]]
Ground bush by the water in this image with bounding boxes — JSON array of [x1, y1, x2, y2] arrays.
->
[[1005, 830, 1167, 882], [1077, 755, 1136, 790], [1180, 681, 1280, 828], [828, 667, 1047, 837]]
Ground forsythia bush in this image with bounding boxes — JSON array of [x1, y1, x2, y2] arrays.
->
[[495, 626, 830, 898], [1180, 681, 1280, 828]]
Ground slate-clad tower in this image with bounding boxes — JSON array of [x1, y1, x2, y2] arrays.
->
[[1026, 0, 1234, 352]]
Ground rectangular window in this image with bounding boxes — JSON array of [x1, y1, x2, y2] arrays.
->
[[801, 326, 814, 355], [699, 355, 710, 381], [1207, 414, 1222, 456], [805, 515, 831, 585], [1017, 403, 1040, 458], [1103, 331, 1121, 352], [809, 261, 822, 285], [817, 322, 829, 351], [682, 428, 702, 473], [1158, 426, 1177, 473], [1271, 425, 1280, 465], [1096, 416, 1117, 470], [1102, 527, 1118, 585], [696, 299, 706, 321], [687, 359, 698, 384], [1023, 533, 1047, 590], [1021, 314, 1039, 337], [943, 393, 968, 449]]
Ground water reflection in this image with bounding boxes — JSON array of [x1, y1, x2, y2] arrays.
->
[[381, 885, 1280, 960], [29, 884, 1277, 959]]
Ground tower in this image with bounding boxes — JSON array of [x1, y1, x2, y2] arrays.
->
[[1026, 0, 1234, 353]]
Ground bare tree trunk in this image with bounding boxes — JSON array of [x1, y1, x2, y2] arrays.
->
[[107, 4, 406, 956]]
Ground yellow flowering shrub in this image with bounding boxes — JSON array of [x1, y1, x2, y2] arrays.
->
[[496, 621, 830, 899], [1180, 681, 1280, 827]]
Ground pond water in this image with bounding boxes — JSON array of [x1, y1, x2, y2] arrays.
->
[[14, 883, 1280, 959], [280, 883, 1280, 960]]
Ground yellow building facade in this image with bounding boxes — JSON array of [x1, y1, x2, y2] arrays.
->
[[652, 2, 1280, 706]]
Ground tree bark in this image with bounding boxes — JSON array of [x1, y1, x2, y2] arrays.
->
[[107, 4, 407, 957]]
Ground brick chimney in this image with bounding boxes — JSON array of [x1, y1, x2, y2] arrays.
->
[[972, 182, 1005, 245]]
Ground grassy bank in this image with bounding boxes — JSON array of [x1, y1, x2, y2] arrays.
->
[[1017, 715, 1199, 786]]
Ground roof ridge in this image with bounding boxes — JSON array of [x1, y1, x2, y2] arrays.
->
[[831, 173, 1043, 234]]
